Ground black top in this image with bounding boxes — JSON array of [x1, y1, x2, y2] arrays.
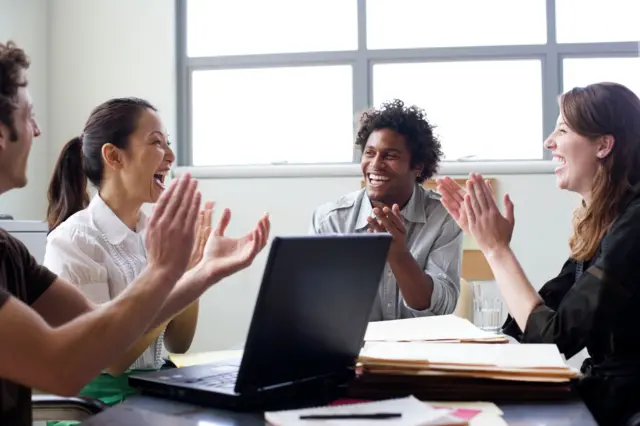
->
[[502, 188, 640, 426], [0, 229, 57, 426]]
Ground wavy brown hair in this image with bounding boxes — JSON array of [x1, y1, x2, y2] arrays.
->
[[563, 83, 640, 261], [0, 41, 30, 141]]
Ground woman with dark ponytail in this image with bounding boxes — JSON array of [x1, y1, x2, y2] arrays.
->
[[46, 136, 89, 232], [43, 97, 219, 426]]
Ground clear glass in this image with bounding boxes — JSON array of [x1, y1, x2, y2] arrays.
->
[[556, 0, 640, 43], [563, 57, 640, 98], [191, 66, 354, 166], [372, 60, 544, 161], [472, 281, 505, 333], [186, 0, 358, 57], [366, 0, 547, 49]]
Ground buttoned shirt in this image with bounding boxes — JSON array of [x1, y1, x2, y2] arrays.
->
[[43, 195, 163, 370], [310, 184, 463, 321]]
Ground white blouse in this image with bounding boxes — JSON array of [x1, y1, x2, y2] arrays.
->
[[43, 194, 164, 370]]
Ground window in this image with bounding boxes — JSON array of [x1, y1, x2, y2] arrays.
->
[[191, 66, 354, 166], [563, 58, 640, 97], [374, 60, 543, 160], [178, 0, 639, 167], [367, 0, 547, 49], [186, 0, 357, 57], [556, 0, 640, 43]]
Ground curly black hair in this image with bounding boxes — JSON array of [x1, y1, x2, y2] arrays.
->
[[355, 99, 442, 183], [0, 41, 30, 141]]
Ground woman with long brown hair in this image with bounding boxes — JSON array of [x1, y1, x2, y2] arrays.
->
[[437, 82, 640, 425]]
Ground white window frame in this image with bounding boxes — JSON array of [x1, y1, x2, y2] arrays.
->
[[175, 0, 639, 177]]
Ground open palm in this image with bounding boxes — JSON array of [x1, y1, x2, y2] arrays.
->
[[199, 208, 270, 282]]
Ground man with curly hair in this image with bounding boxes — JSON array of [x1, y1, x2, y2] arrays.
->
[[310, 99, 462, 321], [0, 41, 269, 426]]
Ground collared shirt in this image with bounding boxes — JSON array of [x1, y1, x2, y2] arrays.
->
[[310, 184, 463, 321], [43, 194, 163, 370]]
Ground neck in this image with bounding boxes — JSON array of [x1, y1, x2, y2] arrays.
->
[[99, 183, 142, 230]]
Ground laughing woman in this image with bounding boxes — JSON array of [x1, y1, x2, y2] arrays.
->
[[41, 98, 257, 425], [437, 82, 640, 426]]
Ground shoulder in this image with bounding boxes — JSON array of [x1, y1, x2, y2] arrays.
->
[[312, 189, 364, 222], [0, 228, 29, 258], [48, 208, 101, 243], [45, 210, 108, 262]]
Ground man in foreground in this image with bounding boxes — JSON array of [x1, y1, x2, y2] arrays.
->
[[0, 41, 269, 425], [310, 99, 462, 321]]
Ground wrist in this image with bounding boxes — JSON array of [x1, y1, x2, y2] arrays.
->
[[485, 244, 512, 261], [387, 244, 411, 264]]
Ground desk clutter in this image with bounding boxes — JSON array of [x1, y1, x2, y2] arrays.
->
[[349, 315, 580, 402], [264, 395, 505, 426]]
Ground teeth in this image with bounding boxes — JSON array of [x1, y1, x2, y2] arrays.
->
[[552, 156, 566, 165], [369, 174, 390, 182]]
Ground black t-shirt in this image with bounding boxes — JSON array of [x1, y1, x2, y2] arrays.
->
[[0, 228, 57, 426]]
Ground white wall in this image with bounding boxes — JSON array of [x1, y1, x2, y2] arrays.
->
[[46, 0, 581, 353], [0, 0, 50, 220]]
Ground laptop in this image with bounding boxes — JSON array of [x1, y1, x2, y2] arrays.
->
[[129, 233, 392, 410]]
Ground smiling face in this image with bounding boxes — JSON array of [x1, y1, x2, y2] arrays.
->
[[360, 128, 421, 207], [0, 85, 41, 193], [104, 108, 175, 204], [544, 114, 613, 200]]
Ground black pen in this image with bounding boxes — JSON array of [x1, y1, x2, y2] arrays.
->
[[299, 412, 401, 420]]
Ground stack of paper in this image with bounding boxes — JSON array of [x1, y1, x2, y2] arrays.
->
[[265, 396, 467, 425], [349, 342, 580, 402], [364, 315, 508, 344]]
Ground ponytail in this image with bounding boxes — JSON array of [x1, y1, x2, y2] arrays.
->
[[47, 136, 89, 232]]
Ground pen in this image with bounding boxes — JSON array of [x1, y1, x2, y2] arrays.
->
[[299, 412, 402, 420]]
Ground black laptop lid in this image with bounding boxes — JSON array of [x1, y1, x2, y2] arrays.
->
[[235, 233, 391, 393]]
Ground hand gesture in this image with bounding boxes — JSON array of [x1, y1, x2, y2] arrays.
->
[[463, 173, 515, 255], [436, 177, 470, 233], [187, 201, 214, 270], [367, 203, 407, 257], [146, 174, 201, 282], [195, 208, 271, 284]]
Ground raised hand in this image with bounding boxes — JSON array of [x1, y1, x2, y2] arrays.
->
[[194, 208, 271, 283], [146, 174, 202, 282], [187, 201, 214, 270], [463, 173, 515, 255]]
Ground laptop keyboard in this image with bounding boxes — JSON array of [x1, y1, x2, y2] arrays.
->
[[180, 371, 238, 389]]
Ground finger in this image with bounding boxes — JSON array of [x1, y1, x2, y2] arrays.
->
[[148, 176, 180, 227], [185, 190, 202, 239], [203, 201, 214, 227], [466, 179, 482, 216], [374, 208, 398, 235], [388, 205, 406, 232], [464, 193, 476, 225], [471, 174, 490, 210], [504, 193, 515, 225], [175, 178, 198, 222], [366, 216, 386, 233], [214, 208, 231, 236]]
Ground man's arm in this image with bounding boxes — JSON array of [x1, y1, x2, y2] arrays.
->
[[0, 266, 175, 396]]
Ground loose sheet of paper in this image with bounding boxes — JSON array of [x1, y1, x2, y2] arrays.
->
[[265, 396, 461, 426], [168, 349, 243, 368], [364, 315, 506, 342]]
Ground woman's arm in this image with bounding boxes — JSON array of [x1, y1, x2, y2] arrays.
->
[[163, 300, 199, 353]]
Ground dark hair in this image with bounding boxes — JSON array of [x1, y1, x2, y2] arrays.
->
[[47, 97, 157, 231], [563, 82, 640, 261], [355, 99, 442, 183], [0, 41, 30, 141]]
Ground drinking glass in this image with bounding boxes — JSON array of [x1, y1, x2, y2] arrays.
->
[[472, 281, 505, 333]]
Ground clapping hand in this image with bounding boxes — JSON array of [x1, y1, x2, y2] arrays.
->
[[187, 201, 214, 270], [436, 176, 470, 233], [462, 173, 515, 255], [146, 174, 201, 283], [367, 202, 407, 257], [194, 208, 271, 284]]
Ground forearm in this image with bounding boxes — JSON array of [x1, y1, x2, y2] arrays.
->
[[388, 249, 433, 310], [50, 267, 175, 394], [164, 300, 199, 353], [149, 267, 210, 331], [105, 320, 169, 376], [485, 246, 543, 330]]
